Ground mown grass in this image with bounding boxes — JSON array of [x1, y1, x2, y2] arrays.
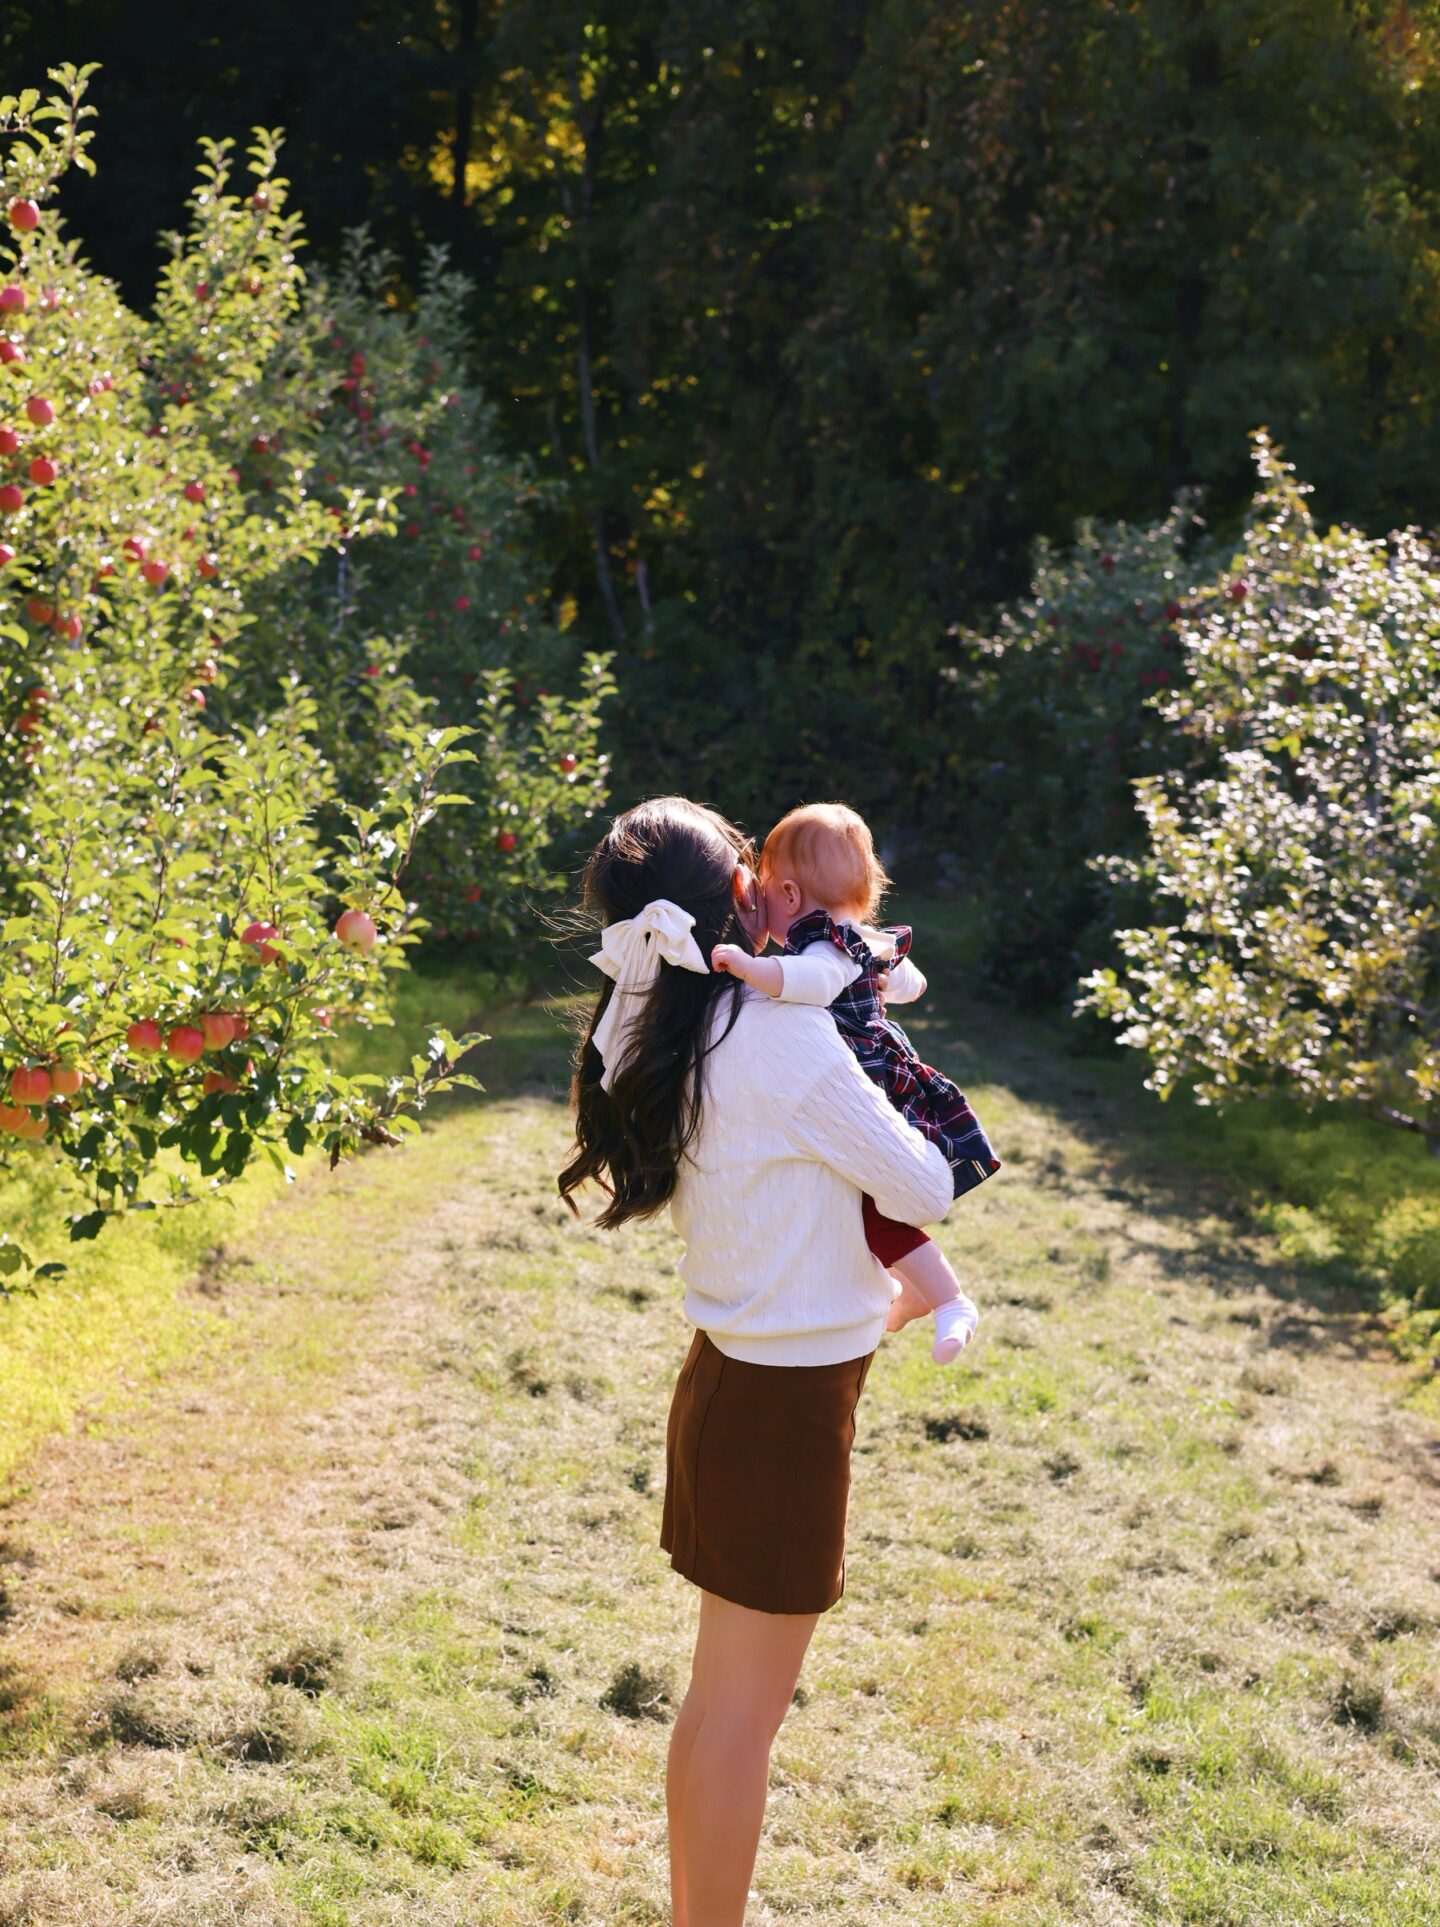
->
[[0, 905, 1436, 1924], [0, 950, 516, 1502]]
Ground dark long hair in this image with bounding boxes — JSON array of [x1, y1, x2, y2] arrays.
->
[[558, 796, 756, 1228]]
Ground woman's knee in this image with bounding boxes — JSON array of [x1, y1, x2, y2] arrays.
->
[[690, 1591, 817, 1711]]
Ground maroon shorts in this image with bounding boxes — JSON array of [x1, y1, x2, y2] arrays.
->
[[862, 1194, 930, 1268]]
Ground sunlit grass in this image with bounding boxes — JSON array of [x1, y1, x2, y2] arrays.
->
[[0, 900, 1437, 1925], [0, 947, 513, 1502]]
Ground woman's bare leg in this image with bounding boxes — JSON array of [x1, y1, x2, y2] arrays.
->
[[666, 1672, 706, 1923], [668, 1588, 820, 1927]]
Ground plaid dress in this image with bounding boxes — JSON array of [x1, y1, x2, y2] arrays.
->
[[783, 910, 1001, 1202]]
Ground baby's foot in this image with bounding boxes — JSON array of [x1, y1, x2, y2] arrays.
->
[[931, 1295, 979, 1364]]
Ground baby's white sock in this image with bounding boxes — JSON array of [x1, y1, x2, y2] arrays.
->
[[931, 1293, 979, 1364]]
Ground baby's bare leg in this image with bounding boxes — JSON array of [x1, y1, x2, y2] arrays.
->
[[890, 1243, 979, 1364]]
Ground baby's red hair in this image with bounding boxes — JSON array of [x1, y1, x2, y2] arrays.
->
[[760, 802, 889, 920]]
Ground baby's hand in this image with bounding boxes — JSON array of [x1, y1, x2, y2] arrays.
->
[[711, 943, 751, 979], [710, 945, 784, 997]]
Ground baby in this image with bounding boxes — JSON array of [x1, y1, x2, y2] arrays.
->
[[713, 802, 999, 1363]]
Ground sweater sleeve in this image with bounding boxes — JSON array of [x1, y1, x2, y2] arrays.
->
[[774, 942, 862, 1006], [783, 1025, 954, 1228], [881, 956, 927, 1005]]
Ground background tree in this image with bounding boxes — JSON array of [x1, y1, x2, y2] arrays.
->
[[4, 4, 1439, 843], [1080, 432, 1440, 1152], [0, 66, 606, 1278]]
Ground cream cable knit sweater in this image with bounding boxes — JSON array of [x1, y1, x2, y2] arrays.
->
[[669, 987, 955, 1366]]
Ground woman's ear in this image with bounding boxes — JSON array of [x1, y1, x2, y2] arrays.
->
[[732, 862, 766, 947]]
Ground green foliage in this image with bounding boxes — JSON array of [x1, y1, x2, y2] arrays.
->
[[0, 66, 609, 1276], [952, 494, 1221, 1004], [136, 135, 614, 945], [6, 7, 1440, 841], [459, 1, 1440, 826], [1079, 430, 1440, 1216]]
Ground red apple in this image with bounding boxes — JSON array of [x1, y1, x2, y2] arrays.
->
[[0, 544, 15, 568], [200, 1013, 236, 1052], [7, 199, 39, 233], [24, 596, 52, 625], [56, 612, 82, 641], [0, 427, 19, 455], [202, 1070, 240, 1095], [166, 1024, 206, 1066], [187, 687, 206, 709], [495, 830, 517, 854], [195, 656, 218, 683], [467, 545, 483, 561], [239, 920, 282, 964], [51, 1064, 83, 1098], [1229, 580, 1248, 601], [227, 1013, 250, 1041], [13, 712, 40, 735], [123, 535, 148, 562], [24, 396, 54, 427], [335, 908, 377, 953], [27, 456, 55, 486], [454, 595, 471, 612], [0, 342, 24, 365], [25, 686, 48, 704], [195, 281, 210, 301], [10, 1065, 51, 1106], [126, 1019, 164, 1058], [558, 753, 578, 774], [184, 480, 205, 504], [141, 559, 170, 586], [0, 287, 26, 314], [0, 484, 23, 513], [197, 552, 219, 578]]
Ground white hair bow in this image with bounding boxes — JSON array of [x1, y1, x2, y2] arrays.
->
[[589, 898, 710, 1091]]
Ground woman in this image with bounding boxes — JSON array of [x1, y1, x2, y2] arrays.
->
[[559, 796, 954, 1927]]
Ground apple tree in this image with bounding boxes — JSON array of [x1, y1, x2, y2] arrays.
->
[[0, 65, 515, 1279], [140, 154, 612, 948], [1078, 431, 1440, 1152]]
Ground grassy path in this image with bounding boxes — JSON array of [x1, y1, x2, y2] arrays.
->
[[0, 972, 1438, 1925]]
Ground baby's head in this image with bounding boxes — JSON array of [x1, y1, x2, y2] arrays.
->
[[758, 802, 889, 942]]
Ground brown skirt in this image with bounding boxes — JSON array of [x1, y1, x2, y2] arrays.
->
[[659, 1327, 876, 1615]]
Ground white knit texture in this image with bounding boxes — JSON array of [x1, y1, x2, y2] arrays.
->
[[668, 990, 954, 1366]]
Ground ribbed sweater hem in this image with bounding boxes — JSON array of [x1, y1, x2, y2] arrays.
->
[[695, 1312, 887, 1368]]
